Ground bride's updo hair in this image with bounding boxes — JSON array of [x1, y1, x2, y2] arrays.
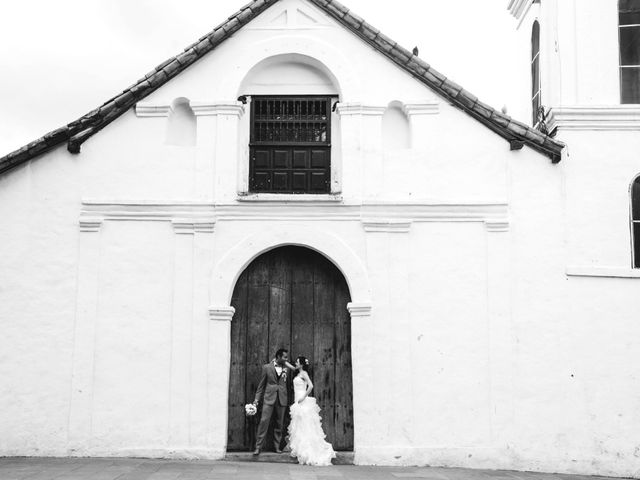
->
[[297, 356, 310, 372]]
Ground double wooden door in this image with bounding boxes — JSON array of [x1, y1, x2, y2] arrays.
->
[[227, 246, 353, 451]]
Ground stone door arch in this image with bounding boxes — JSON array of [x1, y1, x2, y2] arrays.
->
[[227, 246, 354, 451]]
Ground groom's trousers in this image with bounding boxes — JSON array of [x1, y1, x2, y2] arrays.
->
[[255, 399, 287, 450]]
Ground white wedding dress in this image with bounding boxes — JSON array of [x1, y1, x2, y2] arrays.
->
[[287, 374, 336, 466]]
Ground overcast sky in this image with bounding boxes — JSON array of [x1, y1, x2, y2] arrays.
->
[[0, 0, 519, 157]]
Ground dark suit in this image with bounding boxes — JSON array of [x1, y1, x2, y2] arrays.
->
[[254, 362, 289, 450]]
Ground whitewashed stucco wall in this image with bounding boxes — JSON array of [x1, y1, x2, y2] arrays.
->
[[1, 0, 639, 477], [505, 1, 640, 472], [0, 148, 82, 456]]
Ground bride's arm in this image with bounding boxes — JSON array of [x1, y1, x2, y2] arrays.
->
[[284, 361, 295, 370], [298, 371, 314, 403]]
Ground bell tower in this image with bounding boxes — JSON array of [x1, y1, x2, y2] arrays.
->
[[507, 0, 628, 132], [508, 0, 640, 271]]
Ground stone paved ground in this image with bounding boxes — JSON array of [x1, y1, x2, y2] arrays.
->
[[0, 458, 625, 480]]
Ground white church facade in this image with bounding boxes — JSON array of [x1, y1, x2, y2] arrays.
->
[[0, 0, 638, 477]]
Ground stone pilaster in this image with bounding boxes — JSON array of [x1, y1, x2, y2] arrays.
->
[[191, 101, 245, 201], [484, 219, 514, 443], [360, 221, 412, 447], [336, 103, 386, 199], [168, 224, 195, 448], [68, 219, 103, 454], [206, 306, 235, 453]]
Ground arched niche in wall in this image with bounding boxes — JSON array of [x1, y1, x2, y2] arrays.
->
[[166, 97, 196, 147], [238, 53, 340, 96], [382, 101, 411, 150]]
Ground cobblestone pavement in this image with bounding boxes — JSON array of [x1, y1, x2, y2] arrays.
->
[[0, 457, 624, 480]]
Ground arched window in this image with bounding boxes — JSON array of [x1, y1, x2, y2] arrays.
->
[[531, 21, 541, 126], [241, 54, 339, 194], [619, 0, 640, 103], [166, 98, 196, 147], [632, 175, 640, 267], [382, 102, 411, 150]]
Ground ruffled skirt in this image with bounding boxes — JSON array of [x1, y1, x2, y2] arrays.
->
[[287, 397, 336, 466]]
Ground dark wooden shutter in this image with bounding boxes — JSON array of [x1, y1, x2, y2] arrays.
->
[[249, 96, 332, 194]]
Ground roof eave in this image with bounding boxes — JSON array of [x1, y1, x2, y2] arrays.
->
[[0, 0, 564, 175], [306, 0, 564, 163]]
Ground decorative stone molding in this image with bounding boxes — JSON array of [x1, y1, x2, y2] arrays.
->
[[80, 200, 508, 230], [216, 202, 360, 221], [81, 200, 214, 217], [403, 101, 440, 116], [209, 306, 236, 322], [172, 220, 196, 235], [347, 302, 372, 318], [213, 201, 508, 224], [80, 200, 215, 233], [362, 219, 412, 233], [172, 219, 216, 234], [547, 106, 640, 131], [566, 266, 640, 279], [194, 223, 216, 233], [189, 101, 245, 117], [335, 103, 386, 116], [360, 201, 509, 225], [79, 217, 103, 233], [135, 101, 245, 118], [485, 218, 510, 233], [236, 193, 344, 203], [135, 103, 172, 117]]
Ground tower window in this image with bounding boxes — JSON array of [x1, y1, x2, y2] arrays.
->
[[249, 96, 331, 194], [619, 0, 640, 103], [531, 21, 541, 126]]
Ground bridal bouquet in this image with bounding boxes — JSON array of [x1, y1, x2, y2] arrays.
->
[[244, 403, 257, 417]]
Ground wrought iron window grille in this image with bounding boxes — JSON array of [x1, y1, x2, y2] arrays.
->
[[249, 96, 332, 194]]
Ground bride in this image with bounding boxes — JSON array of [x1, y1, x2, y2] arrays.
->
[[286, 356, 336, 466]]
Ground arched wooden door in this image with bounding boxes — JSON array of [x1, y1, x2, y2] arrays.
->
[[227, 246, 353, 451]]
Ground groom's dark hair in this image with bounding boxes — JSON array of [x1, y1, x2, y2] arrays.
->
[[275, 348, 288, 359]]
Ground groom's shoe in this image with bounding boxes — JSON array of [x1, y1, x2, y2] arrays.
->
[[252, 448, 261, 456], [274, 447, 283, 454]]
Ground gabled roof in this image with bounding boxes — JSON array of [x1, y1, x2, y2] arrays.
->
[[0, 0, 564, 175]]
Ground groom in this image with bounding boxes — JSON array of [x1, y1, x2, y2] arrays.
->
[[253, 348, 289, 455], [252, 348, 290, 455]]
